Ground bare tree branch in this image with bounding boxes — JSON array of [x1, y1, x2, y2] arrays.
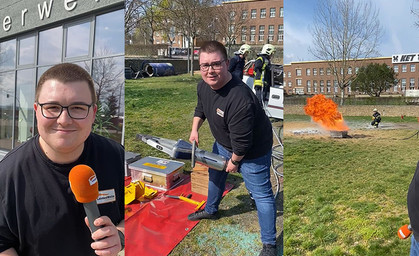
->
[[309, 0, 383, 104]]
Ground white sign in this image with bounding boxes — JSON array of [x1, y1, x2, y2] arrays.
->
[[392, 54, 419, 64]]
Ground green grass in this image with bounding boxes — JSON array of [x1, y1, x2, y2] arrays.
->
[[283, 127, 417, 255], [125, 74, 283, 255]]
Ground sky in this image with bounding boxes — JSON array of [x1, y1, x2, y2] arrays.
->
[[284, 0, 419, 64]]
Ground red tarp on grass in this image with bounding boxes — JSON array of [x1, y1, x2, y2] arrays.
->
[[125, 176, 233, 256]]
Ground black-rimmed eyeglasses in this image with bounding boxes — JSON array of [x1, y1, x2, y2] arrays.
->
[[37, 102, 93, 120], [199, 60, 226, 72]]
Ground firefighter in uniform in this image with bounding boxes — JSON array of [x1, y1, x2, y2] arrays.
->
[[253, 44, 276, 107], [371, 108, 381, 128], [228, 44, 251, 80]]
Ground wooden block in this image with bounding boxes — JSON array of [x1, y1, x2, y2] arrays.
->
[[191, 163, 209, 196]]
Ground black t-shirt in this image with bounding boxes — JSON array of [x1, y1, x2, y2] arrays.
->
[[194, 76, 273, 159], [408, 161, 419, 241], [0, 133, 124, 256]]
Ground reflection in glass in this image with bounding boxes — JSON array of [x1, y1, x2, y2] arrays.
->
[[66, 21, 90, 58], [37, 66, 53, 84], [15, 69, 35, 147], [0, 72, 15, 150], [39, 27, 63, 65], [18, 36, 36, 65], [92, 56, 124, 142], [0, 40, 16, 71], [94, 9, 124, 57], [73, 61, 91, 74]]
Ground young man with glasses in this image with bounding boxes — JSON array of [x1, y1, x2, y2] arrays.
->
[[0, 63, 124, 256], [188, 41, 277, 256]]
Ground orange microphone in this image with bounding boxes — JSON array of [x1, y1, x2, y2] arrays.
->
[[398, 224, 412, 239], [69, 164, 101, 233]]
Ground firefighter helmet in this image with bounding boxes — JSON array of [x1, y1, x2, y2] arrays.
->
[[261, 44, 276, 55], [235, 44, 251, 55]]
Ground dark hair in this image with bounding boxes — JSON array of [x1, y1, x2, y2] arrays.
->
[[36, 63, 97, 104], [199, 41, 228, 61]]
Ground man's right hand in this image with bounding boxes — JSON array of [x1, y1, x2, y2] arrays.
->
[[189, 130, 199, 146]]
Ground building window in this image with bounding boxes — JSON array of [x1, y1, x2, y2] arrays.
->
[[242, 10, 248, 20], [355, 67, 359, 74], [327, 80, 331, 92], [270, 8, 276, 17], [306, 68, 311, 76], [296, 69, 302, 76], [288, 81, 292, 87], [402, 64, 407, 72], [288, 71, 291, 78], [259, 25, 265, 41], [251, 9, 257, 19], [268, 25, 274, 42], [410, 78, 415, 89], [278, 25, 284, 42], [402, 78, 406, 90], [314, 80, 318, 92], [39, 27, 63, 65], [307, 80, 311, 93], [411, 64, 416, 72], [297, 79, 302, 86], [260, 8, 266, 18], [394, 65, 399, 73], [280, 7, 283, 17], [340, 68, 344, 75], [313, 68, 317, 76], [320, 80, 324, 92], [326, 68, 331, 75], [66, 21, 91, 58], [334, 80, 338, 93], [229, 11, 236, 21], [241, 26, 247, 42], [319, 68, 324, 75], [250, 26, 256, 42], [18, 35, 36, 66], [348, 67, 352, 75]]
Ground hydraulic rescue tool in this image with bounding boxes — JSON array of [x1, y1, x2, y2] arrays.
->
[[136, 134, 227, 171]]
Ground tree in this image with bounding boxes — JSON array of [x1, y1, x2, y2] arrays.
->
[[125, 0, 144, 43], [351, 63, 397, 97], [203, 3, 249, 55], [412, 0, 419, 27], [309, 0, 383, 104], [163, 0, 214, 76]]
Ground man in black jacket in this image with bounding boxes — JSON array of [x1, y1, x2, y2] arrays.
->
[[0, 63, 124, 256], [228, 44, 251, 80], [188, 41, 277, 256]]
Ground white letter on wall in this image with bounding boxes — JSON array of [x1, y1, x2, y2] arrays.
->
[[64, 0, 78, 11], [21, 9, 28, 26], [3, 16, 11, 31], [38, 0, 53, 20]]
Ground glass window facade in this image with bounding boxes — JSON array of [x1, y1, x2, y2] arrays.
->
[[0, 8, 124, 152]]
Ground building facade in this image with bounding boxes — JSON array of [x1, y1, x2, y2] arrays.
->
[[152, 0, 283, 59], [284, 54, 419, 96], [0, 0, 124, 155]]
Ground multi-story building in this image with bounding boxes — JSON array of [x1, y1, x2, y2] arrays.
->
[[284, 53, 419, 96], [0, 0, 124, 156], [222, 0, 283, 47], [152, 0, 283, 61]]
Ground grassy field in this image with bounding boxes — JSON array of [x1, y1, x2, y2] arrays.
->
[[283, 115, 418, 255], [125, 74, 283, 255]]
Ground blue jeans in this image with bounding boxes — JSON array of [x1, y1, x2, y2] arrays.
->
[[411, 234, 419, 256], [204, 142, 277, 245]]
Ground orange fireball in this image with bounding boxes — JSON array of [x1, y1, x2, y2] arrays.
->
[[304, 94, 349, 131]]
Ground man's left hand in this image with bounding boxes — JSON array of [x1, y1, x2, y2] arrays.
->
[[86, 216, 122, 256], [225, 159, 239, 173]]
